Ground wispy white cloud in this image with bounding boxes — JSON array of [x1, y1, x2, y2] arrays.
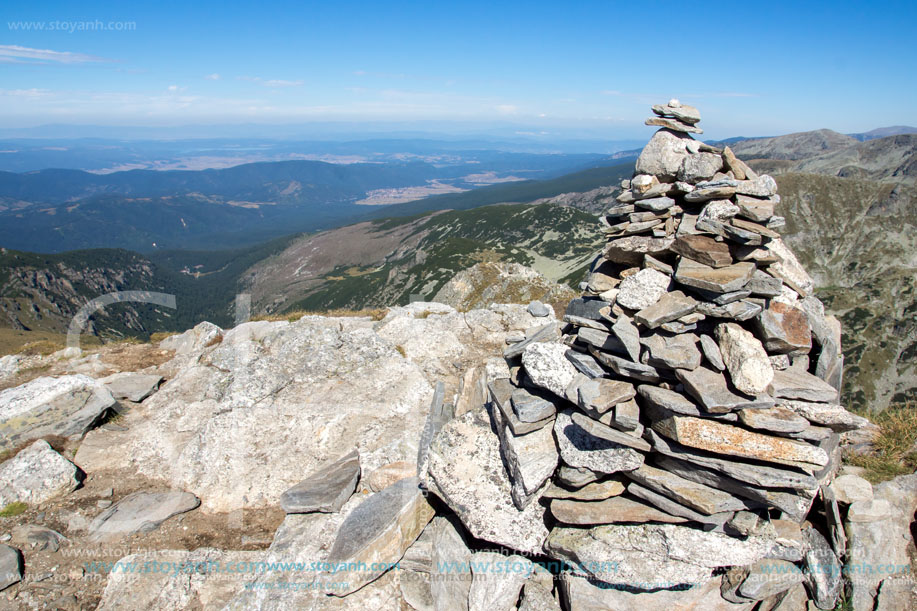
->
[[0, 44, 110, 64], [495, 104, 518, 115], [0, 88, 51, 97], [204, 73, 221, 81], [264, 79, 303, 88], [238, 76, 304, 88]]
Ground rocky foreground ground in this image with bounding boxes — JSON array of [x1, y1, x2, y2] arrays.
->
[[0, 300, 914, 610]]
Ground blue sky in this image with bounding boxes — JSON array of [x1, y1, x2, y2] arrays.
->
[[1, 0, 915, 139]]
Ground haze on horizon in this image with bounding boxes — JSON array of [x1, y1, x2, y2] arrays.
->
[[1, 0, 915, 141]]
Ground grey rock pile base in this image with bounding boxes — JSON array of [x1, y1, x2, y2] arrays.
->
[[419, 100, 874, 610]]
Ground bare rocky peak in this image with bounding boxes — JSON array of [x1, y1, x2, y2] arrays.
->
[[731, 128, 860, 161]]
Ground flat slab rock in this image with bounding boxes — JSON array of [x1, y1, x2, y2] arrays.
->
[[554, 410, 644, 474], [652, 413, 829, 469], [604, 236, 675, 266], [737, 558, 805, 601], [0, 439, 80, 506], [638, 385, 706, 418], [88, 490, 200, 542], [769, 368, 839, 403], [778, 400, 868, 432], [279, 449, 360, 514], [652, 101, 701, 124], [493, 400, 559, 509], [647, 429, 818, 491], [522, 342, 578, 398], [675, 366, 761, 413], [641, 333, 701, 371], [626, 482, 733, 528], [490, 378, 554, 435], [675, 259, 756, 294], [634, 290, 697, 329], [544, 479, 625, 501], [672, 234, 732, 268], [626, 463, 749, 515], [0, 544, 22, 592], [0, 374, 117, 452], [100, 372, 164, 402], [422, 407, 550, 555], [756, 302, 812, 355], [561, 573, 746, 611], [545, 523, 774, 589], [325, 477, 434, 596], [511, 388, 556, 423], [570, 411, 649, 452], [550, 495, 687, 526], [577, 378, 636, 416], [739, 406, 809, 433]]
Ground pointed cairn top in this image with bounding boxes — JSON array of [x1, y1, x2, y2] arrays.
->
[[647, 99, 703, 134]]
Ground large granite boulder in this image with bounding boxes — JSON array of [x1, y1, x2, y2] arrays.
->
[[0, 374, 116, 452], [0, 439, 80, 506], [76, 306, 544, 514]]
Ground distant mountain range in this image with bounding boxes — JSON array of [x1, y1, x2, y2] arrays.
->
[[849, 126, 917, 141], [0, 153, 627, 252]]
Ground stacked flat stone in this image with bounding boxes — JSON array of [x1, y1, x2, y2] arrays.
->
[[490, 101, 867, 608]]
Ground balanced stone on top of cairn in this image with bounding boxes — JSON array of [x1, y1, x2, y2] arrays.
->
[[424, 99, 872, 610]]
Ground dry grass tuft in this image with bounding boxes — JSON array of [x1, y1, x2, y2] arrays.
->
[[149, 331, 178, 344], [846, 403, 917, 483], [253, 308, 388, 323], [18, 339, 65, 356]]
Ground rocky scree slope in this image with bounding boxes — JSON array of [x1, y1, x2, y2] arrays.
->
[[243, 203, 602, 315]]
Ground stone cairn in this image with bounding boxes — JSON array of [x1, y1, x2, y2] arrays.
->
[[424, 100, 873, 609]]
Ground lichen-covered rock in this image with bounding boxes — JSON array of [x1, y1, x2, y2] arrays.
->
[[422, 407, 549, 555], [616, 268, 671, 310], [716, 323, 774, 395], [0, 374, 116, 452], [521, 342, 578, 398], [635, 129, 693, 180], [324, 477, 434, 595], [0, 440, 80, 506], [554, 411, 644, 474], [545, 523, 774, 588], [96, 548, 262, 611], [75, 306, 535, 514]]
